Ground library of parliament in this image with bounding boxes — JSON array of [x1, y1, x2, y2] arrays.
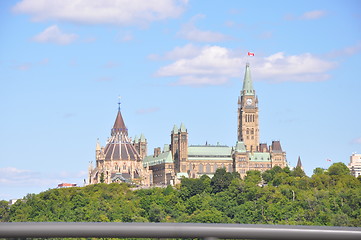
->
[[88, 63, 287, 186]]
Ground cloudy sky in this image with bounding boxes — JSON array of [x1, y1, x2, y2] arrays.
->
[[1, 0, 360, 200]]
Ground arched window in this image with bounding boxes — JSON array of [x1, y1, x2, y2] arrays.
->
[[206, 164, 211, 173], [199, 164, 204, 173], [213, 163, 218, 171]]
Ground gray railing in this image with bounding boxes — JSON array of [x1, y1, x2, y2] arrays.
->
[[1, 222, 361, 239]]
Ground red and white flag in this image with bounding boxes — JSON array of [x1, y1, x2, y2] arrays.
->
[[326, 159, 332, 162], [248, 52, 255, 56]]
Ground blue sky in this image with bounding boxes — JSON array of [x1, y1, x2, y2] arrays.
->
[[1, 0, 360, 200]]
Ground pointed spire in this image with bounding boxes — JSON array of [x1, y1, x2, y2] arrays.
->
[[172, 124, 178, 134], [134, 135, 139, 143], [180, 123, 187, 132], [139, 133, 146, 142], [96, 138, 101, 151], [111, 101, 128, 136], [242, 63, 255, 96], [297, 156, 303, 169]]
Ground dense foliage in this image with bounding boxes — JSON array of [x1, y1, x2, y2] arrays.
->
[[2, 163, 361, 226]]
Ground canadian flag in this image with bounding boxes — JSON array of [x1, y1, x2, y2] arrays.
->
[[248, 52, 255, 56]]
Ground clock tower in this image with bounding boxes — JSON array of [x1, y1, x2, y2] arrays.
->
[[238, 63, 259, 152]]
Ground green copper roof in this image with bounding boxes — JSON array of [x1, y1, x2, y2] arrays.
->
[[139, 133, 146, 142], [163, 144, 170, 152], [235, 141, 246, 152], [180, 123, 187, 132], [143, 151, 173, 167], [134, 135, 138, 143], [248, 152, 271, 162], [172, 124, 178, 133], [242, 63, 255, 96], [188, 145, 233, 161]]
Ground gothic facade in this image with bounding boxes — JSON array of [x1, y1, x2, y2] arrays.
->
[[88, 63, 288, 186]]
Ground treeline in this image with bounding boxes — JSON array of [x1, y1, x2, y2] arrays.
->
[[1, 162, 361, 226]]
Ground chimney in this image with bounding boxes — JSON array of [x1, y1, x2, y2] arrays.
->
[[154, 147, 161, 157]]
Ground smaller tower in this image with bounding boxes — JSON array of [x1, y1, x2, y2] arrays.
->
[[296, 156, 304, 171], [171, 124, 179, 162], [139, 133, 147, 159], [178, 123, 188, 163]]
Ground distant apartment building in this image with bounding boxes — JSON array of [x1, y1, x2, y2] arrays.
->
[[348, 153, 361, 177], [88, 63, 288, 186]]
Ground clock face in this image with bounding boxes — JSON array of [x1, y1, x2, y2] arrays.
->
[[246, 98, 253, 105]]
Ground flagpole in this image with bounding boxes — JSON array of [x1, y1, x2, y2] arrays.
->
[[247, 51, 254, 66]]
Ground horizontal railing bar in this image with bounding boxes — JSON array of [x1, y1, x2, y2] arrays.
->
[[0, 222, 361, 239]]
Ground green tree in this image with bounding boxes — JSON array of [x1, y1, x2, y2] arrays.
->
[[180, 178, 206, 199], [0, 200, 9, 222], [245, 170, 262, 185], [187, 209, 232, 223], [328, 162, 350, 176], [313, 167, 325, 175], [148, 203, 166, 222], [292, 166, 306, 178], [211, 168, 233, 193]]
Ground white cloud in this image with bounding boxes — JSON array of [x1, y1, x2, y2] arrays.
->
[[32, 25, 78, 45], [83, 37, 97, 43], [0, 167, 33, 175], [119, 33, 134, 42], [177, 14, 229, 42], [156, 45, 337, 86], [103, 61, 119, 68], [13, 0, 188, 26], [301, 10, 326, 20], [149, 44, 203, 60], [351, 138, 361, 145], [15, 63, 31, 71], [0, 167, 86, 189], [328, 42, 361, 58], [286, 10, 327, 21], [253, 52, 336, 82], [38, 58, 49, 65]]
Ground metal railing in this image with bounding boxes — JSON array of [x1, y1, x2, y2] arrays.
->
[[1, 222, 361, 239]]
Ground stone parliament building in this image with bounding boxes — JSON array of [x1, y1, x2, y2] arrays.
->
[[88, 63, 287, 186]]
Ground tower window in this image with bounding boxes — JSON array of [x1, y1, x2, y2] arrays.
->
[[199, 164, 204, 173], [214, 163, 218, 171], [206, 164, 211, 173]]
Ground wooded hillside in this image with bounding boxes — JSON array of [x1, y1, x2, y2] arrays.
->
[[1, 163, 360, 226]]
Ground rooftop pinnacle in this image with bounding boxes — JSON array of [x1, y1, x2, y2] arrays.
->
[[111, 108, 128, 136], [242, 63, 255, 96]]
